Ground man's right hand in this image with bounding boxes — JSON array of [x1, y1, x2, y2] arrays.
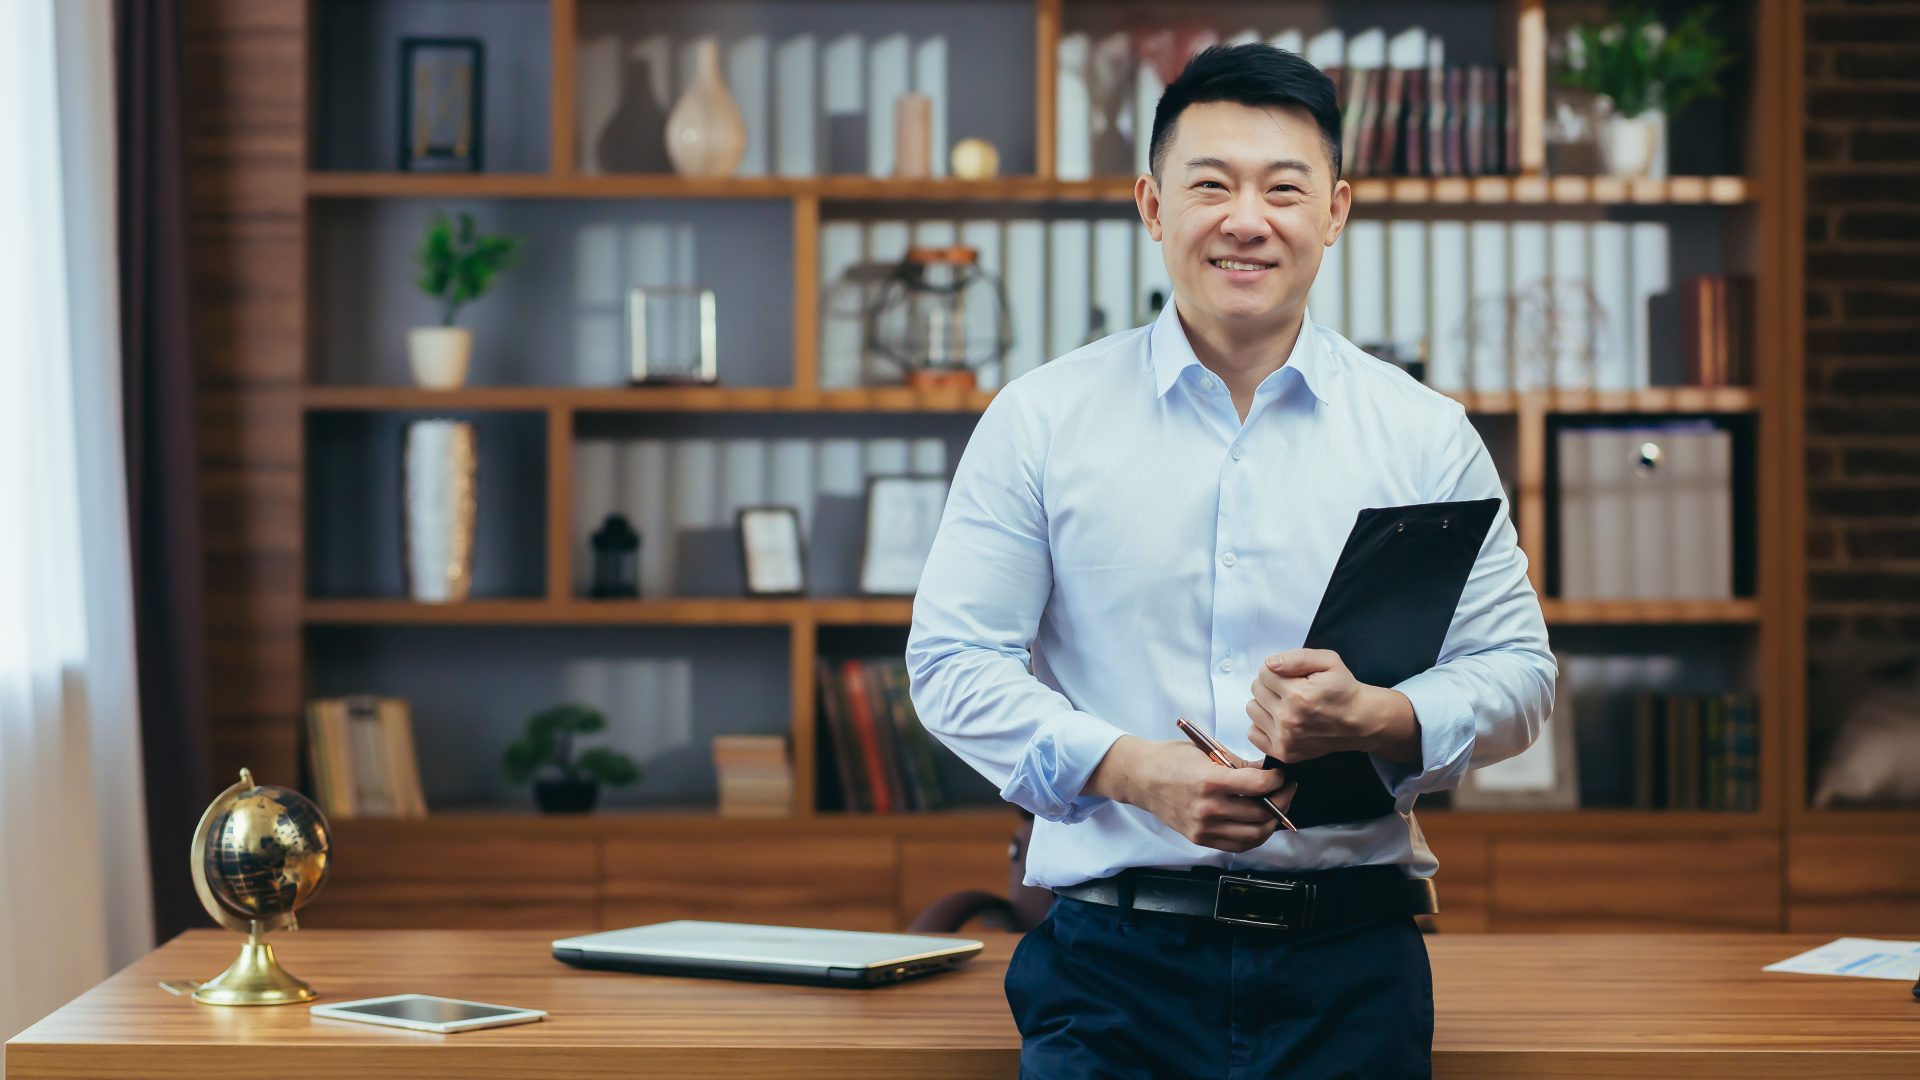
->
[[1084, 735, 1296, 853]]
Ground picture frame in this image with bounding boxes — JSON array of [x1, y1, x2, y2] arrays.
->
[[737, 506, 807, 597], [399, 38, 484, 173], [627, 285, 719, 385], [857, 475, 950, 596], [1452, 652, 1580, 809]]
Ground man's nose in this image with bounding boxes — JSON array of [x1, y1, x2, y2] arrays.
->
[[1220, 191, 1272, 243]]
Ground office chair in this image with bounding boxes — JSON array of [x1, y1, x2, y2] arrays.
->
[[907, 811, 1052, 933]]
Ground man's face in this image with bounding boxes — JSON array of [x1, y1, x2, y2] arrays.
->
[[1136, 100, 1350, 335]]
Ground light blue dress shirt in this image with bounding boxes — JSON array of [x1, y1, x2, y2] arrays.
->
[[906, 299, 1555, 889]]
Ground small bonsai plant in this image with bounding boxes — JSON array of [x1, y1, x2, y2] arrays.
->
[[1556, 3, 1733, 120], [413, 210, 522, 327], [503, 703, 641, 814]]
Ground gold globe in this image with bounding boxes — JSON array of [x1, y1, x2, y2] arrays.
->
[[187, 768, 332, 1005]]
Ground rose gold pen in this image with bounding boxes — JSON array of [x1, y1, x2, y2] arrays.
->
[[1175, 717, 1297, 831]]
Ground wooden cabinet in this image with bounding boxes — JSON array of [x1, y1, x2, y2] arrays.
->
[[602, 837, 897, 931], [1491, 836, 1782, 932], [310, 833, 600, 930], [899, 839, 1018, 929], [1788, 831, 1920, 934]]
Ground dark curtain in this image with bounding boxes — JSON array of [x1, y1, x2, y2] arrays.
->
[[116, 0, 213, 943]]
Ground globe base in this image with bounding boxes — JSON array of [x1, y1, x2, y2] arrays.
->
[[192, 934, 316, 1006]]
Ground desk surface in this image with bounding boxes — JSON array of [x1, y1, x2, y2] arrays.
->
[[7, 930, 1918, 1078]]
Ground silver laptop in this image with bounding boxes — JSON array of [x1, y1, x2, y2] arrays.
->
[[551, 921, 984, 988]]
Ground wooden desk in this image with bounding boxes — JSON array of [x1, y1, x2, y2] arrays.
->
[[7, 931, 1917, 1078]]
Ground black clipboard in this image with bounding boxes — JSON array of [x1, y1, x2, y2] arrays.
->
[[1266, 498, 1501, 828]]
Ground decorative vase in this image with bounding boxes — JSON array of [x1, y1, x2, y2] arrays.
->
[[406, 326, 472, 389], [949, 137, 999, 180], [1597, 105, 1667, 179], [535, 778, 599, 814], [664, 40, 746, 179], [402, 420, 477, 603]]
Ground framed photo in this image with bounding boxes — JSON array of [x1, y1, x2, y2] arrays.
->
[[399, 38, 484, 172], [627, 285, 719, 384], [1453, 652, 1580, 809], [738, 506, 807, 597], [858, 475, 949, 596]]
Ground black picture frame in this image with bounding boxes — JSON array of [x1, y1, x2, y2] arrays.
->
[[399, 37, 484, 172], [857, 475, 950, 597], [737, 506, 808, 597]]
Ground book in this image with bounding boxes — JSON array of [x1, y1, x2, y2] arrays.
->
[[1386, 219, 1426, 365], [1426, 220, 1469, 391], [1683, 274, 1755, 386], [1343, 220, 1387, 347], [712, 734, 793, 818], [1003, 220, 1047, 379], [1550, 220, 1592, 391], [913, 36, 949, 178], [1509, 221, 1550, 390], [1056, 33, 1092, 181], [815, 658, 866, 811], [1467, 220, 1510, 392], [867, 34, 910, 178], [304, 697, 427, 820], [1590, 222, 1636, 391], [1047, 219, 1092, 358], [1629, 222, 1671, 390], [839, 658, 896, 814], [773, 35, 818, 176], [1092, 218, 1135, 339]]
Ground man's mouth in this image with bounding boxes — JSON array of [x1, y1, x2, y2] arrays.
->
[[1210, 258, 1275, 272]]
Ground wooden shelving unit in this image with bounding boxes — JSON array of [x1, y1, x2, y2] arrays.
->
[[186, 0, 1838, 935]]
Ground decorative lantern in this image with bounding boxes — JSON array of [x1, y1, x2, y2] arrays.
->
[[589, 513, 641, 599], [864, 245, 1011, 391]]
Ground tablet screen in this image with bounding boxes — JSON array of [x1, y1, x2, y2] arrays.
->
[[336, 996, 523, 1024]]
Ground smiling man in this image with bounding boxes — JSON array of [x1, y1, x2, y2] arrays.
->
[[907, 44, 1554, 1079]]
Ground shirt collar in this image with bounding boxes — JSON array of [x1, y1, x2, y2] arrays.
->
[[1147, 298, 1333, 405]]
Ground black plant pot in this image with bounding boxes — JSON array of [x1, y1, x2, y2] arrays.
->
[[534, 778, 600, 814]]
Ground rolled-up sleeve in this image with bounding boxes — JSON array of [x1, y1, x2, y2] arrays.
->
[[1371, 405, 1557, 805], [905, 384, 1126, 822]]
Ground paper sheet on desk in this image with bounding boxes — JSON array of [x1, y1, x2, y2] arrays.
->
[[1763, 938, 1920, 981]]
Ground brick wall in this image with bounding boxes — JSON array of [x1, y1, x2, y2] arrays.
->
[[1803, 1, 1920, 737]]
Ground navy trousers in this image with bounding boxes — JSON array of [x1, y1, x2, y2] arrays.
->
[[1004, 896, 1433, 1079]]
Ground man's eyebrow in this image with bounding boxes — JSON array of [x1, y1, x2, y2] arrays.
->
[[1183, 156, 1316, 177]]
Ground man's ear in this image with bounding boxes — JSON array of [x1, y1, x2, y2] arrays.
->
[[1323, 178, 1352, 247], [1135, 172, 1163, 243]]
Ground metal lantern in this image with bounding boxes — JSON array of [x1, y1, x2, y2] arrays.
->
[[864, 245, 1011, 390], [589, 513, 641, 599]]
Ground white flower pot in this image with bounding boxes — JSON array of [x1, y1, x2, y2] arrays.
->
[[407, 326, 473, 389], [1598, 107, 1667, 179]]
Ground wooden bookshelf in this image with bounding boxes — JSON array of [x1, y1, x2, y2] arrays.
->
[[185, 0, 1851, 936]]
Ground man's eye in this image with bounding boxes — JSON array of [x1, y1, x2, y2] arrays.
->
[[1197, 180, 1224, 189], [1272, 185, 1299, 194]]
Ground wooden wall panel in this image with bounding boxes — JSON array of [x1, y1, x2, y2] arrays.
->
[[1493, 837, 1782, 932], [602, 838, 897, 931], [309, 834, 600, 931], [1788, 832, 1920, 934], [898, 838, 1015, 930], [1421, 827, 1492, 933], [187, 0, 307, 785]]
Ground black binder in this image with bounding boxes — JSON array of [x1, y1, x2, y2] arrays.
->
[[1266, 498, 1502, 828]]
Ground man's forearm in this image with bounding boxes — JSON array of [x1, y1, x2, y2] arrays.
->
[[1360, 686, 1422, 765], [1082, 734, 1144, 804]]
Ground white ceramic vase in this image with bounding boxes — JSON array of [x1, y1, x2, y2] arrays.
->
[[1598, 106, 1667, 179], [664, 40, 746, 179], [403, 420, 477, 603], [407, 326, 473, 389]]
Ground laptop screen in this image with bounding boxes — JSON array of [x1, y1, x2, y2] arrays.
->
[[554, 921, 979, 969]]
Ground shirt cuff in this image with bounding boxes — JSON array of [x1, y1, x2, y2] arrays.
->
[[999, 711, 1128, 823], [1370, 670, 1477, 802]]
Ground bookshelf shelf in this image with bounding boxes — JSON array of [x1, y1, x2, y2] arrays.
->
[[302, 385, 1756, 417], [304, 171, 1755, 206], [1538, 599, 1763, 625], [326, 807, 1021, 840]]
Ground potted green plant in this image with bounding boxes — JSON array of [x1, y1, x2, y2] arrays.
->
[[408, 210, 522, 389], [1555, 3, 1733, 179], [502, 703, 641, 814]]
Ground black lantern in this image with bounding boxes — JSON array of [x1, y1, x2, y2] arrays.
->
[[589, 513, 641, 599]]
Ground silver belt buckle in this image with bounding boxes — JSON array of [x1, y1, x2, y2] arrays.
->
[[1213, 874, 1317, 930]]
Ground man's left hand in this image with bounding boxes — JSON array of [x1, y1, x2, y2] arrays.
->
[[1244, 648, 1422, 764]]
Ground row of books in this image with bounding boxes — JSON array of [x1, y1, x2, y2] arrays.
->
[[304, 697, 428, 819], [1631, 693, 1759, 811], [1557, 423, 1734, 601], [1337, 64, 1518, 179], [1682, 275, 1755, 388], [711, 735, 795, 818], [817, 658, 947, 814]]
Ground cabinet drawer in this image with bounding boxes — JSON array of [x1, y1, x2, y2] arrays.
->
[[1493, 836, 1781, 932], [601, 837, 896, 931]]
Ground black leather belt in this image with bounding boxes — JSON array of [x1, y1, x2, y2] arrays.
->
[[1053, 865, 1437, 932]]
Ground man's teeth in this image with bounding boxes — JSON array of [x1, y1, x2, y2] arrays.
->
[[1212, 259, 1272, 271]]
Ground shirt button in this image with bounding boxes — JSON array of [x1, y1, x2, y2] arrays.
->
[[1221, 552, 1236, 567], [1220, 659, 1234, 673], [1231, 446, 1245, 461], [1199, 376, 1215, 391]]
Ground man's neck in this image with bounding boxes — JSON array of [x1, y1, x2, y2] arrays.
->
[[1175, 300, 1307, 420]]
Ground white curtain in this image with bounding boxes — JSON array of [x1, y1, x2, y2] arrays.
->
[[0, 0, 155, 1041]]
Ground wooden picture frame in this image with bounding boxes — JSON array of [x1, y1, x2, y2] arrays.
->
[[737, 505, 807, 597], [399, 37, 484, 172], [857, 475, 949, 597]]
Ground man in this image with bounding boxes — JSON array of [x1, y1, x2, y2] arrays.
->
[[905, 44, 1555, 1078]]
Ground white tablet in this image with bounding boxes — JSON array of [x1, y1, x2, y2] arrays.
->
[[309, 993, 547, 1034]]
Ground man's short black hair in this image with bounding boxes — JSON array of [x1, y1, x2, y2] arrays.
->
[[1149, 43, 1343, 182]]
